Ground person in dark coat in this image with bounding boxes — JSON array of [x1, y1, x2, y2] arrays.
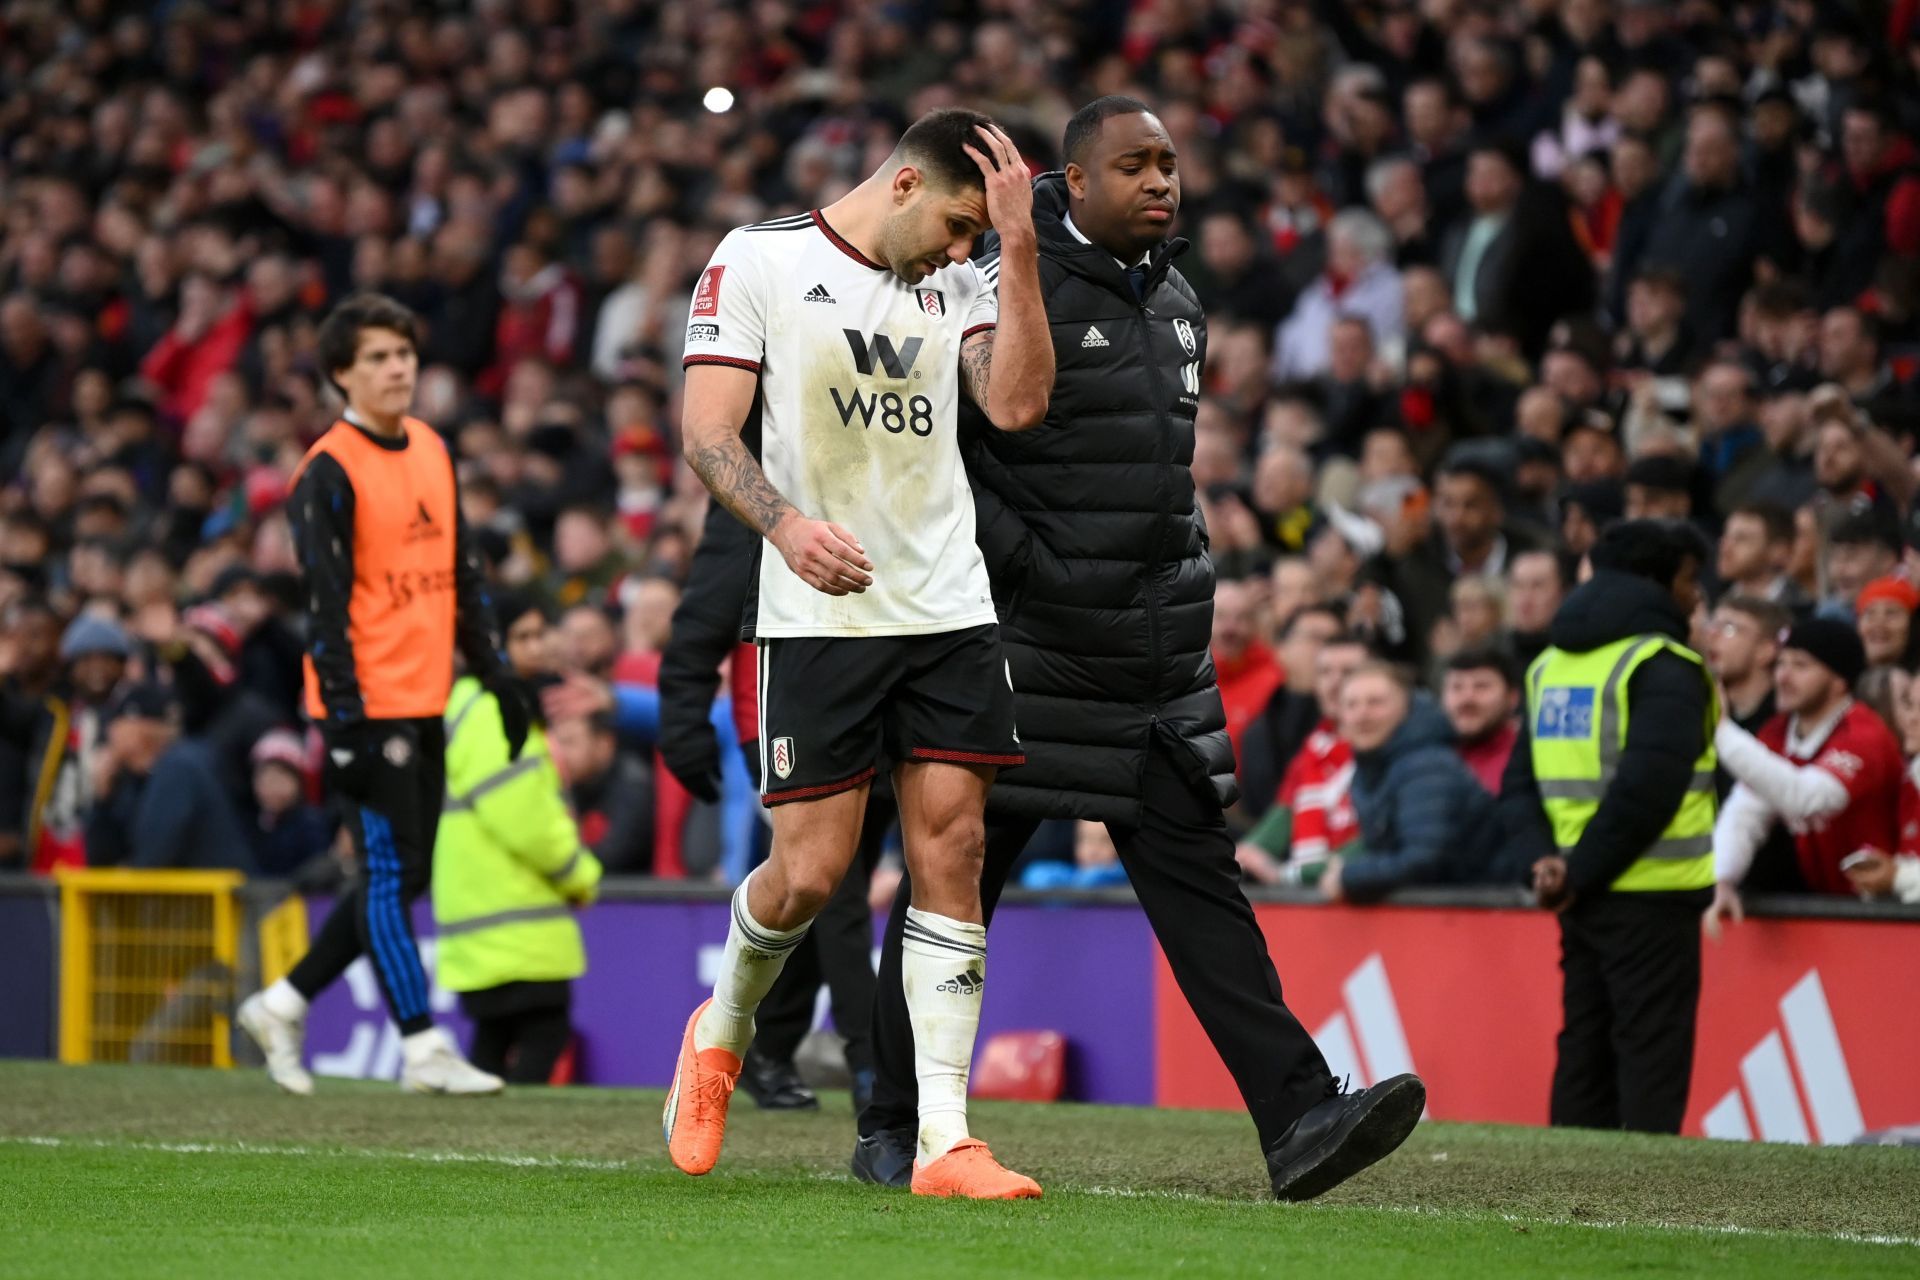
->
[[84, 683, 253, 872], [1327, 667, 1496, 903], [1636, 103, 1779, 345], [655, 495, 887, 1115], [856, 97, 1424, 1201]]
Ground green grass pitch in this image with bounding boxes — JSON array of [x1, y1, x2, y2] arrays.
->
[[2, 1062, 1918, 1278]]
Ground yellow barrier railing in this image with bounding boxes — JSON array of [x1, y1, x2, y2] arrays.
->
[[56, 868, 244, 1067]]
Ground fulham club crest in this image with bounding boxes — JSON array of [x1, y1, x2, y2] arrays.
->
[[1173, 317, 1197, 356], [916, 288, 945, 318], [771, 736, 796, 780]]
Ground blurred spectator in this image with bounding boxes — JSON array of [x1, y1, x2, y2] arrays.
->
[[1440, 141, 1595, 356], [1856, 576, 1920, 671], [1211, 578, 1285, 767], [1443, 647, 1521, 795], [1636, 103, 1775, 345], [84, 683, 253, 871], [1235, 633, 1369, 887], [1020, 820, 1129, 891], [550, 709, 655, 874], [1622, 456, 1695, 524], [1507, 548, 1569, 672], [1324, 663, 1497, 903], [1716, 503, 1812, 613], [247, 730, 334, 882], [1239, 603, 1345, 822], [1710, 620, 1901, 918], [1821, 509, 1902, 620], [1705, 598, 1789, 735], [1272, 210, 1403, 383], [1385, 453, 1544, 662]]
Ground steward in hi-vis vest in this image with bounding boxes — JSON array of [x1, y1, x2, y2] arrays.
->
[[1497, 519, 1718, 1136], [435, 602, 601, 1084]]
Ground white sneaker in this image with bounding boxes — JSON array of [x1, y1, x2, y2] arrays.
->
[[237, 992, 314, 1096], [400, 1027, 505, 1096]]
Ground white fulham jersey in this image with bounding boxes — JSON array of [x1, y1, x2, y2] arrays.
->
[[684, 210, 999, 638]]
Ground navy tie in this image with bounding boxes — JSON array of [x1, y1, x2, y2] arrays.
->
[[1127, 265, 1147, 301]]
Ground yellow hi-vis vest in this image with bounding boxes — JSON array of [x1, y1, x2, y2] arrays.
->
[[432, 676, 602, 993], [1526, 634, 1718, 893]]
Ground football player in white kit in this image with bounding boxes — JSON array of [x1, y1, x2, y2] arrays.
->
[[664, 110, 1054, 1199]]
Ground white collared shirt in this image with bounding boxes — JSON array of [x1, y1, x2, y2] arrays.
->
[[1062, 213, 1152, 270]]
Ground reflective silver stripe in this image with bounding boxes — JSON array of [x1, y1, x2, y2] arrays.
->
[[1645, 833, 1713, 861], [443, 754, 543, 812], [436, 904, 573, 938], [550, 848, 583, 884], [444, 686, 488, 742], [1597, 637, 1664, 777], [1539, 778, 1606, 801]]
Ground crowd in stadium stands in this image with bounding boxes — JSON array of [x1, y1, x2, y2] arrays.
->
[[3, 0, 1920, 908]]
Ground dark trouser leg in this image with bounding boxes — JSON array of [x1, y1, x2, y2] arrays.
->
[[1108, 741, 1333, 1152], [1549, 899, 1623, 1130], [503, 1005, 573, 1085], [286, 718, 443, 1036], [751, 929, 823, 1063], [860, 813, 1034, 1138], [815, 791, 892, 1075], [468, 1015, 513, 1078], [1600, 896, 1701, 1134]]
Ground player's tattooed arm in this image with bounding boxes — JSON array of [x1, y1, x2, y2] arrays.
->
[[686, 431, 794, 536], [964, 123, 1052, 431], [682, 363, 874, 596], [959, 331, 993, 409]]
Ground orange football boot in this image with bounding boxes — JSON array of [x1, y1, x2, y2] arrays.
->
[[662, 999, 742, 1176], [910, 1138, 1042, 1200]]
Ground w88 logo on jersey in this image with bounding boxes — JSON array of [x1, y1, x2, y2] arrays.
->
[[829, 387, 934, 436]]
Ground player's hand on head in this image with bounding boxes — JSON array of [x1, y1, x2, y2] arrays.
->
[[964, 123, 1033, 237], [771, 512, 874, 596]]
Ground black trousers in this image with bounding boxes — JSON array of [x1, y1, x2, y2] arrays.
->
[[463, 981, 572, 1084], [861, 737, 1333, 1152], [751, 791, 892, 1074], [1549, 891, 1702, 1134], [288, 717, 446, 1037]]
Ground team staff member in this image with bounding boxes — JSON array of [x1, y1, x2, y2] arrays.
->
[[1499, 520, 1719, 1134], [657, 496, 889, 1114], [856, 98, 1424, 1202], [435, 590, 602, 1084], [239, 293, 530, 1097]]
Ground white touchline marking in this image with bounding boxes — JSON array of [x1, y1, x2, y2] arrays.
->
[[6, 1136, 1917, 1249]]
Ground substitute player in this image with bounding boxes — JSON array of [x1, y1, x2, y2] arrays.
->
[[239, 293, 531, 1097], [664, 109, 1053, 1199]]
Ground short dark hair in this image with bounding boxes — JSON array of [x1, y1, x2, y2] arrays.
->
[[1730, 500, 1794, 546], [1437, 454, 1509, 504], [316, 292, 421, 393], [1829, 506, 1902, 554], [1064, 95, 1154, 167], [1588, 518, 1711, 590], [896, 108, 996, 192], [1446, 644, 1518, 688], [1715, 594, 1790, 637], [1279, 603, 1346, 640]]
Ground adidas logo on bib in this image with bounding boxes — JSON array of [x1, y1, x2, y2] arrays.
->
[[1081, 326, 1109, 348], [803, 283, 835, 304]]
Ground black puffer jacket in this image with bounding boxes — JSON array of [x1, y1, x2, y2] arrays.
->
[[966, 174, 1235, 825]]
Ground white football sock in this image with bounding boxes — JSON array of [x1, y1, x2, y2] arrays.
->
[[261, 978, 308, 1021], [902, 906, 987, 1161], [694, 872, 809, 1058]]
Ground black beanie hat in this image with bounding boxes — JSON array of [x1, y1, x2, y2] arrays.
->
[[1781, 617, 1867, 687]]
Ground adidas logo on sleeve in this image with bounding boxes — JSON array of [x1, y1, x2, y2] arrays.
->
[[1081, 326, 1109, 348], [803, 283, 835, 303]]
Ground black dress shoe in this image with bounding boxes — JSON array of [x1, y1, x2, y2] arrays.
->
[[850, 1126, 916, 1189], [739, 1049, 819, 1111], [1266, 1073, 1425, 1202]]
